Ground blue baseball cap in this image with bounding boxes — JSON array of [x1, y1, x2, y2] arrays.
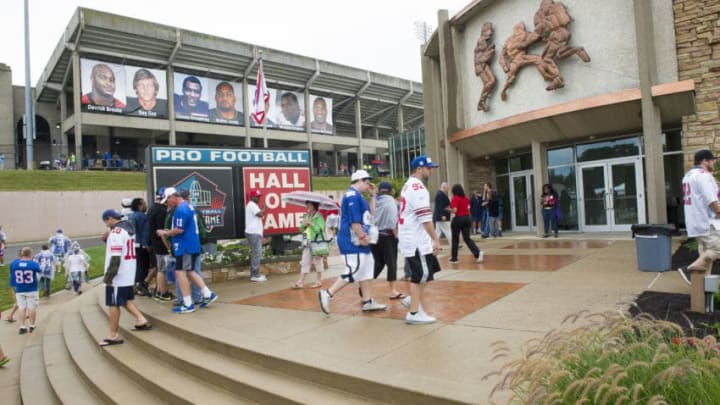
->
[[101, 209, 123, 221], [411, 155, 440, 169], [378, 182, 393, 191], [155, 187, 166, 199]]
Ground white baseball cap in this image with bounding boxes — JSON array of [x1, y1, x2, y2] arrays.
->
[[350, 170, 372, 183]]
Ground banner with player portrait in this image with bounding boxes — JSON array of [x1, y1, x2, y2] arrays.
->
[[81, 58, 168, 118], [309, 95, 334, 134], [206, 79, 244, 126], [274, 90, 306, 132], [173, 73, 210, 122]]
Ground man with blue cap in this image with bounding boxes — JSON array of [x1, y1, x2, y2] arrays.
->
[[398, 155, 442, 324]]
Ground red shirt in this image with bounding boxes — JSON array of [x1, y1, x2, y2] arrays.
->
[[319, 201, 340, 220], [450, 195, 471, 217]]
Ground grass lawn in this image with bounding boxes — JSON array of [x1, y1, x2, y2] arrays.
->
[[1, 246, 106, 311], [0, 170, 401, 192]]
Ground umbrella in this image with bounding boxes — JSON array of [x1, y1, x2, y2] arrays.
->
[[282, 191, 338, 210]]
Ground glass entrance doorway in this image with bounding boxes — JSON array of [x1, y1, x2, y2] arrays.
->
[[578, 158, 645, 232], [510, 171, 536, 232]]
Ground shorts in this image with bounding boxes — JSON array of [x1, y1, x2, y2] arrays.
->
[[406, 249, 441, 284], [105, 285, 135, 307], [16, 291, 39, 309], [698, 226, 720, 259], [340, 253, 374, 283], [175, 254, 198, 272], [156, 254, 170, 273]]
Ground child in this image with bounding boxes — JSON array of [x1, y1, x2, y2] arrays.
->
[[34, 244, 56, 298], [65, 248, 89, 295]]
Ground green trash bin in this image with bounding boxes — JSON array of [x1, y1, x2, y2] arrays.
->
[[631, 224, 677, 272]]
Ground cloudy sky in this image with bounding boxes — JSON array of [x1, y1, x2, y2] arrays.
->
[[3, 0, 470, 86]]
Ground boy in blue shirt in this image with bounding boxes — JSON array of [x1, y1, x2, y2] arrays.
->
[[9, 247, 41, 334]]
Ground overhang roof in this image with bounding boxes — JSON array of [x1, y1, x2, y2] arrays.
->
[[35, 8, 424, 138], [449, 80, 696, 158]]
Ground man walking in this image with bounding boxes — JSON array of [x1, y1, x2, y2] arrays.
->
[[678, 149, 720, 285], [372, 182, 405, 299], [245, 189, 267, 282], [100, 209, 152, 346], [434, 182, 452, 241], [318, 170, 387, 314], [147, 187, 174, 302], [10, 247, 41, 334], [399, 156, 442, 325], [156, 188, 217, 314]]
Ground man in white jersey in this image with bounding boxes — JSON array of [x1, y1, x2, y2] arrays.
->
[[100, 209, 152, 346], [678, 149, 720, 285], [398, 156, 442, 325]]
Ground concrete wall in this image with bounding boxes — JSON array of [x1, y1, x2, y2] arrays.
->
[[0, 64, 15, 168], [0, 190, 145, 242], [455, 0, 678, 129]]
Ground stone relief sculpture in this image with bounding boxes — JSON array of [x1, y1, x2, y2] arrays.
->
[[499, 22, 541, 101], [533, 0, 591, 91], [494, 0, 590, 102], [474, 22, 497, 112]]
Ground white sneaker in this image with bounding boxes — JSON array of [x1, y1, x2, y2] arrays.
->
[[250, 275, 267, 282], [361, 299, 387, 311], [406, 311, 436, 325], [401, 295, 411, 309], [318, 290, 332, 314], [477, 251, 484, 263]]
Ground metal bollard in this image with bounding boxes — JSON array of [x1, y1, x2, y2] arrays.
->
[[705, 275, 719, 313]]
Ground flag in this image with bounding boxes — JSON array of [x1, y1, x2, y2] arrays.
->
[[251, 56, 270, 125]]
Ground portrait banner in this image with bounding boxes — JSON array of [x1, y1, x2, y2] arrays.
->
[[173, 73, 210, 122], [310, 95, 334, 134], [124, 66, 168, 118], [80, 58, 127, 114], [208, 79, 244, 126], [274, 90, 305, 132], [249, 85, 278, 128]]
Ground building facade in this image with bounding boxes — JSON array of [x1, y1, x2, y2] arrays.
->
[[0, 8, 424, 174], [422, 0, 713, 234]]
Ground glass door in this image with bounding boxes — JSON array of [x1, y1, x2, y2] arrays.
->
[[510, 171, 535, 232], [578, 158, 644, 231]]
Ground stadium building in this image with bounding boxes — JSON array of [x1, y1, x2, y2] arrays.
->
[[0, 7, 424, 174]]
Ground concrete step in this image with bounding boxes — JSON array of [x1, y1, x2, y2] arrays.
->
[[121, 291, 466, 405], [92, 294, 376, 405], [61, 298, 167, 405], [42, 306, 102, 405], [78, 297, 252, 405], [20, 310, 61, 405]]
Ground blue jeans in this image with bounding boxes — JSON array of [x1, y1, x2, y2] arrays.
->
[[39, 277, 51, 296], [247, 234, 263, 278], [542, 208, 558, 235]]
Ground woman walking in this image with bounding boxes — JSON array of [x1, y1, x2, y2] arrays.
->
[[541, 184, 560, 238], [448, 184, 484, 264], [292, 201, 326, 289]]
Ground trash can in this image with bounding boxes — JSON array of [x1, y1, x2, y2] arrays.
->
[[630, 224, 677, 272]]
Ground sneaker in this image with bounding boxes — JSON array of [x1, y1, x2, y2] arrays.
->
[[318, 290, 332, 314], [200, 292, 218, 308], [401, 295, 412, 309], [135, 282, 150, 296], [171, 303, 196, 314], [250, 275, 267, 282], [154, 292, 174, 302], [361, 299, 387, 312], [0, 357, 9, 367], [406, 311, 436, 325], [19, 327, 27, 335], [29, 325, 35, 333], [449, 259, 459, 264], [476, 251, 484, 263], [677, 266, 691, 286]]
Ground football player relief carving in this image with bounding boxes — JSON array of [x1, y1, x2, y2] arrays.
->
[[475, 0, 590, 110]]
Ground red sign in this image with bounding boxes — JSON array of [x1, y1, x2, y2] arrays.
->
[[371, 159, 384, 165], [242, 167, 311, 235]]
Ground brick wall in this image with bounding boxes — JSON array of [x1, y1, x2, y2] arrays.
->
[[675, 0, 720, 168]]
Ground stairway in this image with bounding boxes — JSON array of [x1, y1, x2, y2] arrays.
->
[[19, 285, 469, 404]]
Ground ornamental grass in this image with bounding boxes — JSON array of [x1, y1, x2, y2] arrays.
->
[[485, 311, 720, 404]]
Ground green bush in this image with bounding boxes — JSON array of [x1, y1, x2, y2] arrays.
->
[[486, 311, 720, 404]]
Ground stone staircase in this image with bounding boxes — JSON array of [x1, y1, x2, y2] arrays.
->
[[18, 285, 470, 404]]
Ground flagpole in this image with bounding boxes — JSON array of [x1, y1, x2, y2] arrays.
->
[[24, 0, 35, 170]]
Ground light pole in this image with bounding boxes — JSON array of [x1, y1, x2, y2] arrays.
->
[[23, 0, 35, 170]]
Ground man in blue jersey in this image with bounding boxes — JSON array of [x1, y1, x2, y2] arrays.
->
[[318, 170, 387, 314], [10, 247, 41, 334], [156, 188, 217, 314], [48, 229, 72, 273]]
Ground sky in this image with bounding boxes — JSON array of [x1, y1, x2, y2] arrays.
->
[[3, 0, 470, 86]]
